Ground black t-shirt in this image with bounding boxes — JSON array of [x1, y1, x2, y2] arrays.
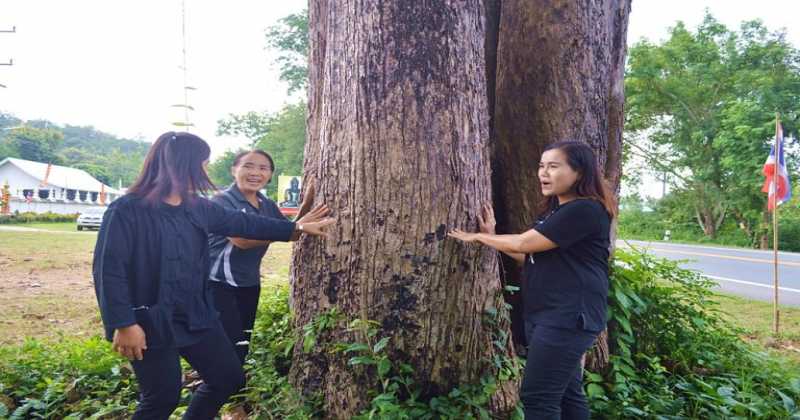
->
[[523, 198, 611, 332]]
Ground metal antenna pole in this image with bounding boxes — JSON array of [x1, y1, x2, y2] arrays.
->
[[172, 1, 195, 129], [0, 26, 15, 88]]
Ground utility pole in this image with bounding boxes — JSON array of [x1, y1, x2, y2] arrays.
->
[[0, 26, 15, 88], [171, 1, 195, 129]]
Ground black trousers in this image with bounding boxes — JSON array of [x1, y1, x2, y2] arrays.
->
[[130, 322, 245, 420], [211, 281, 261, 364], [520, 321, 598, 420]]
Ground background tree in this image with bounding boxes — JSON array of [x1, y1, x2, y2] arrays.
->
[[5, 126, 64, 164], [206, 150, 238, 188], [216, 103, 306, 198], [625, 14, 800, 243], [0, 115, 148, 186], [214, 11, 309, 199], [0, 141, 14, 161], [265, 10, 309, 94], [72, 163, 112, 185], [103, 149, 145, 187]]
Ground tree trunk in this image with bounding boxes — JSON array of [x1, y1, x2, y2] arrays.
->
[[290, 1, 517, 417], [696, 205, 724, 238], [759, 207, 771, 249], [731, 210, 755, 246], [483, 0, 529, 352], [491, 0, 631, 371]]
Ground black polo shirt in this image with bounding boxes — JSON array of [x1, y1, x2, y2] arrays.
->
[[523, 198, 610, 332], [208, 185, 287, 288]]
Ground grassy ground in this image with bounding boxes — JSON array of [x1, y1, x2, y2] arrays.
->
[[0, 228, 99, 346], [0, 222, 87, 232], [715, 293, 800, 365], [1, 222, 798, 366], [0, 224, 293, 346], [25, 222, 87, 232]]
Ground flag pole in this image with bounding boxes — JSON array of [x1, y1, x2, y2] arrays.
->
[[773, 112, 780, 335]]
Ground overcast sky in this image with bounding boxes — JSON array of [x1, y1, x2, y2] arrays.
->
[[2, 1, 799, 195]]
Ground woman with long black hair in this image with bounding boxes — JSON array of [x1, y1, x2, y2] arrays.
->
[[92, 132, 334, 420], [448, 141, 615, 419]]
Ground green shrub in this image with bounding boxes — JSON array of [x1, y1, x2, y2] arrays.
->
[[768, 203, 800, 252], [617, 207, 666, 240], [0, 336, 137, 419], [589, 248, 800, 418], [237, 284, 318, 419], [0, 211, 78, 224], [1, 253, 797, 418]]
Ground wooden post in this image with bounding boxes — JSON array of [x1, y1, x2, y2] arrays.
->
[[772, 113, 780, 335]]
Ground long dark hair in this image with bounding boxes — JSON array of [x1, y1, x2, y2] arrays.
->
[[538, 140, 617, 219], [127, 131, 216, 205]]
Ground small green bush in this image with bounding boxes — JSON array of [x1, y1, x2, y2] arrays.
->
[[0, 211, 78, 225], [590, 248, 800, 418], [0, 337, 137, 419]]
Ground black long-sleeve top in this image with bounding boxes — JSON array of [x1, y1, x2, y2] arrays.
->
[[92, 194, 296, 348]]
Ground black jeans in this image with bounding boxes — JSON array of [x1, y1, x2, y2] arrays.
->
[[520, 321, 598, 420], [211, 282, 261, 364], [130, 322, 245, 420]]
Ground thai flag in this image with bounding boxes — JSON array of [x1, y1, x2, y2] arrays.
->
[[761, 123, 792, 211]]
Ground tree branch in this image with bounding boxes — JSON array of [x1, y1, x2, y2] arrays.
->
[[626, 139, 692, 184]]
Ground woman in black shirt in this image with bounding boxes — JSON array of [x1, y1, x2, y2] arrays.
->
[[208, 150, 321, 365], [207, 150, 322, 420], [93, 132, 334, 420], [449, 141, 615, 419]]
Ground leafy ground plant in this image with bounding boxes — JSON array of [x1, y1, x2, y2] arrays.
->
[[1, 250, 797, 419]]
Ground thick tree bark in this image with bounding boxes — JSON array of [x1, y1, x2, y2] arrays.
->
[[491, 0, 631, 370], [483, 0, 530, 352], [291, 1, 517, 417]]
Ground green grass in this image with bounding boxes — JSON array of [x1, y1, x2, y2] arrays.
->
[[0, 221, 90, 232], [0, 230, 100, 346], [26, 222, 91, 232], [714, 292, 800, 365], [619, 234, 758, 250], [0, 230, 97, 271], [0, 231, 292, 346]]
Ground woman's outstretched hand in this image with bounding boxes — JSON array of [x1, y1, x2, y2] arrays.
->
[[477, 203, 496, 234], [296, 204, 330, 224], [447, 228, 480, 243], [300, 217, 336, 238], [449, 204, 496, 243]]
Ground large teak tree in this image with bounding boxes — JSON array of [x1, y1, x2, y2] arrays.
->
[[291, 0, 630, 417]]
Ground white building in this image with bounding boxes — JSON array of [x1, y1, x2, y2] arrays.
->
[[0, 157, 123, 215]]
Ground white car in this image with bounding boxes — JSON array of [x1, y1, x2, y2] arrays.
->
[[77, 207, 107, 231]]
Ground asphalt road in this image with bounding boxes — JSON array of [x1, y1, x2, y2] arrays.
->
[[619, 240, 800, 307]]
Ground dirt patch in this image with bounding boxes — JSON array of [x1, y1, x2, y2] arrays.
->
[[0, 230, 100, 345], [0, 229, 294, 346], [0, 262, 100, 346]]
